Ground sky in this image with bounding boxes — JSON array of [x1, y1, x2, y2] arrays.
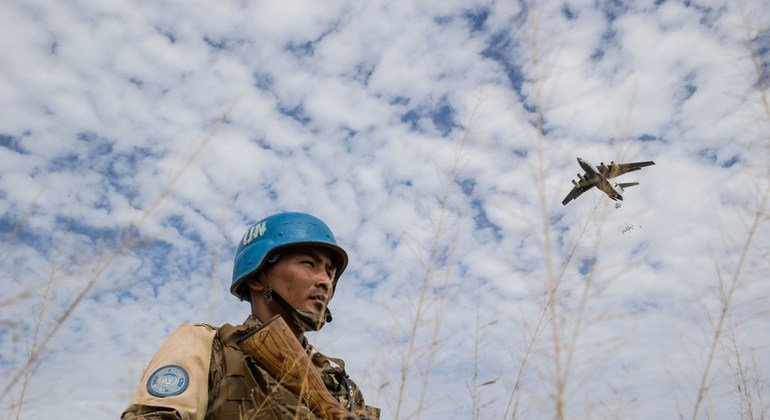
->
[[1, 0, 768, 419]]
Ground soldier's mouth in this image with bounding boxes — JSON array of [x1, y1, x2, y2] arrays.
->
[[309, 294, 327, 304]]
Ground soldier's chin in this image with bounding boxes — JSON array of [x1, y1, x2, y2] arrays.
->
[[307, 300, 326, 313]]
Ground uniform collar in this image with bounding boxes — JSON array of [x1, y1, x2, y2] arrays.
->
[[243, 314, 262, 329]]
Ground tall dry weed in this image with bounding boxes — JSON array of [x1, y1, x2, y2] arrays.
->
[[0, 103, 238, 416], [391, 101, 479, 420], [690, 1, 770, 418]]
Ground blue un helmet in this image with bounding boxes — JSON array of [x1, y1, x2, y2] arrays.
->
[[231, 212, 349, 301]]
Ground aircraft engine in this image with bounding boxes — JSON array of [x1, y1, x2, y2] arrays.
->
[[572, 179, 578, 186], [577, 173, 585, 181]]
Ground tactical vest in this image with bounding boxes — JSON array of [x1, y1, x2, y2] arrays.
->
[[205, 323, 313, 419], [205, 323, 378, 420]]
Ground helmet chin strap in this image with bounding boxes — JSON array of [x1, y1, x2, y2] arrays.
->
[[258, 272, 332, 332]]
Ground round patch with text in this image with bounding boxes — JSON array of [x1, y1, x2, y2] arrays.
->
[[146, 365, 189, 397]]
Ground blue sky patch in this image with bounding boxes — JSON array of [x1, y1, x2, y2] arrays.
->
[[0, 134, 27, 154], [753, 29, 770, 88], [48, 153, 82, 172], [354, 63, 375, 85], [253, 138, 273, 150], [600, 0, 629, 23], [390, 96, 410, 106], [164, 214, 205, 249], [49, 38, 59, 56], [470, 198, 502, 242], [578, 257, 595, 275], [279, 104, 312, 125], [155, 26, 177, 44], [431, 98, 457, 136], [457, 178, 475, 196], [55, 215, 122, 249], [463, 7, 490, 32], [135, 238, 181, 281], [511, 148, 528, 158], [722, 154, 740, 168], [400, 97, 458, 136], [76, 131, 114, 158], [695, 148, 742, 168], [203, 35, 228, 50], [434, 15, 453, 26], [561, 4, 578, 21], [253, 71, 273, 91], [284, 40, 315, 58], [482, 30, 525, 99], [0, 214, 44, 248], [678, 83, 697, 101], [696, 147, 718, 164], [400, 109, 422, 131], [592, 24, 617, 62]]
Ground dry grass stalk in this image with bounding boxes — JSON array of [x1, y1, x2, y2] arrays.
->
[[0, 102, 238, 410], [691, 185, 768, 420], [391, 94, 480, 420], [690, 2, 770, 417], [522, 1, 644, 416]]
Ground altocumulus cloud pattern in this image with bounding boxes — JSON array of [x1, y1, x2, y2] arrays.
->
[[1, 1, 768, 419]]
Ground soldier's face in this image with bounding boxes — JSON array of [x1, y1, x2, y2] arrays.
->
[[265, 246, 337, 314]]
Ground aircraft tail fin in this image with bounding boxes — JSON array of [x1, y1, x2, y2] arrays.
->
[[618, 182, 639, 189]]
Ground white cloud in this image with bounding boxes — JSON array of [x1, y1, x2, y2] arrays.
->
[[1, 0, 769, 419]]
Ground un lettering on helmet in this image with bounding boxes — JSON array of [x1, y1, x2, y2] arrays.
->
[[242, 221, 267, 246]]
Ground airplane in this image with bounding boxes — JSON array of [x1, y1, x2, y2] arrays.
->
[[562, 157, 655, 206]]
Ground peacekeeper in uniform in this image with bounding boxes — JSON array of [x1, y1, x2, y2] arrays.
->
[[122, 212, 380, 419]]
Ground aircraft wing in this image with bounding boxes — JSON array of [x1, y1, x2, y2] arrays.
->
[[605, 161, 655, 178], [562, 182, 595, 205]]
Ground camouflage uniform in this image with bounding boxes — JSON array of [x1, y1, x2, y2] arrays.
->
[[122, 316, 379, 420]]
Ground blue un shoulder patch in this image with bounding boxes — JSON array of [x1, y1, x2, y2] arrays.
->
[[146, 365, 189, 397]]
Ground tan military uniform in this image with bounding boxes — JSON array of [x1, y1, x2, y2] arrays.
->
[[122, 316, 379, 420]]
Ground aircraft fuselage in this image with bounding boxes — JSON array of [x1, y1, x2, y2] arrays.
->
[[576, 157, 624, 201], [563, 156, 653, 205]]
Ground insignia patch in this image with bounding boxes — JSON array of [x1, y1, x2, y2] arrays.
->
[[146, 365, 189, 397]]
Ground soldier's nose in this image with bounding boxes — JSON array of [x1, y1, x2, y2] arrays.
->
[[318, 278, 331, 292]]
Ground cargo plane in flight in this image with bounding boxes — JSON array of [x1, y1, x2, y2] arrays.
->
[[562, 157, 655, 205]]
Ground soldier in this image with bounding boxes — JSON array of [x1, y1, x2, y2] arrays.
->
[[122, 212, 379, 419]]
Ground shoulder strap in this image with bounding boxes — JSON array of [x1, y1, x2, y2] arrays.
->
[[216, 323, 244, 346], [327, 356, 346, 371]]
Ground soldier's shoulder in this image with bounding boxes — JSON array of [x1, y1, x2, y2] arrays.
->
[[163, 323, 218, 345], [190, 322, 217, 332], [146, 323, 219, 369]]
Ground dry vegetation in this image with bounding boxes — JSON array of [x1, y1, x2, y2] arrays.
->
[[688, 3, 770, 418], [381, 1, 769, 419], [0, 105, 236, 418], [1, 1, 767, 419]]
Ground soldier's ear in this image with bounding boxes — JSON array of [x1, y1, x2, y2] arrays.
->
[[245, 276, 265, 303], [247, 276, 264, 293]]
